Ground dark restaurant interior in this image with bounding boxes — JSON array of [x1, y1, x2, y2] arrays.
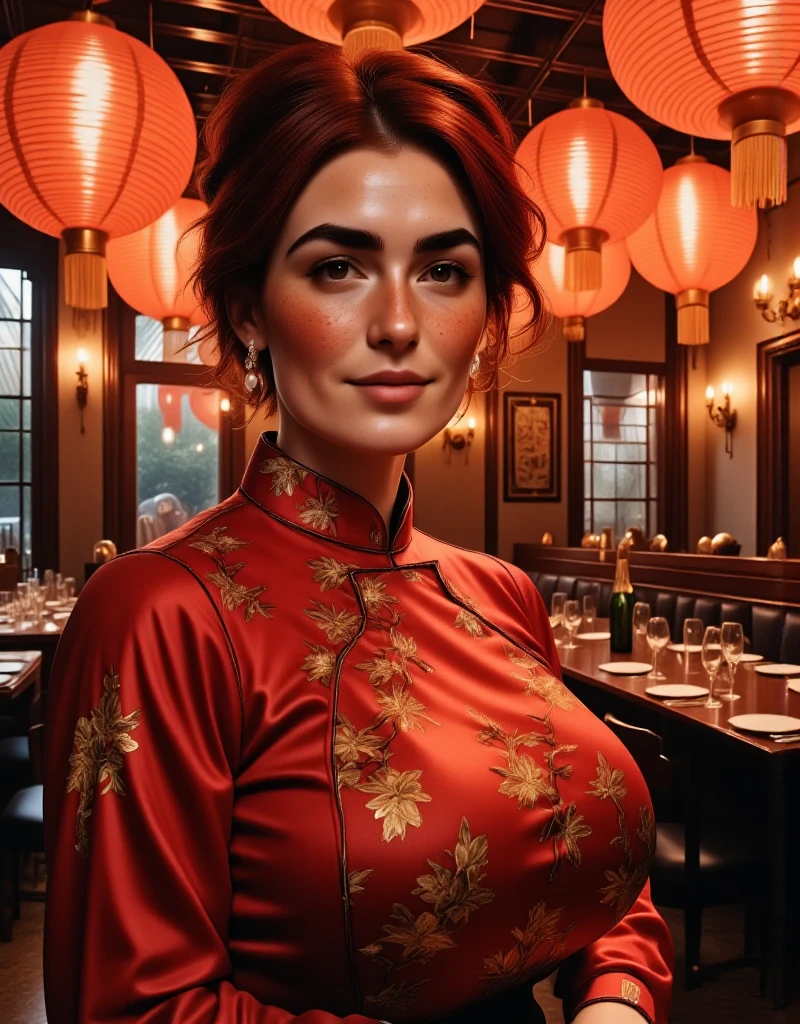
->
[[1, 1, 800, 1022]]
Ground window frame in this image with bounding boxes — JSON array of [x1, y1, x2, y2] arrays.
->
[[104, 286, 247, 555], [0, 210, 59, 576]]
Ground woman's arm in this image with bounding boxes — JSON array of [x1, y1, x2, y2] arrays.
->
[[43, 552, 384, 1024], [573, 1004, 644, 1023]]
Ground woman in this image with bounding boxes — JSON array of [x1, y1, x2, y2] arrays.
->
[[43, 42, 672, 1024]]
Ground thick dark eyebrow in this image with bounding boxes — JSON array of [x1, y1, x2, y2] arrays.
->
[[285, 223, 481, 258]]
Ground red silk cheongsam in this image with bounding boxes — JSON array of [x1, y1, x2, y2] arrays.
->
[[43, 430, 673, 1024]]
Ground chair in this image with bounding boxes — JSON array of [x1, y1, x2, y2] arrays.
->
[[0, 701, 45, 942], [604, 713, 764, 989]]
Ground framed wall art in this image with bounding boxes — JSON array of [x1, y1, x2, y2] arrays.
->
[[503, 392, 561, 502]]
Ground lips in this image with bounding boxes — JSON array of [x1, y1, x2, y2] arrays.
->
[[348, 372, 432, 386]]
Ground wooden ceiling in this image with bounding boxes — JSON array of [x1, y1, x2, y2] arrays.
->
[[10, 1, 729, 168]]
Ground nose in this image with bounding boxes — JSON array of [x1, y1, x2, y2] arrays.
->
[[366, 273, 419, 352]]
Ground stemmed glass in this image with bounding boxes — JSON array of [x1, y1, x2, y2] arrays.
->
[[582, 594, 596, 631], [701, 626, 723, 709], [633, 602, 651, 637], [646, 616, 671, 679], [719, 621, 744, 701], [682, 617, 704, 652], [550, 592, 566, 628], [563, 600, 582, 650]]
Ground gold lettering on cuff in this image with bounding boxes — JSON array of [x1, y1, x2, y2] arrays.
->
[[621, 979, 641, 1004]]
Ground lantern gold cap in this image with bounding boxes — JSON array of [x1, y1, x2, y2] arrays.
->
[[569, 96, 604, 110], [69, 10, 115, 28]]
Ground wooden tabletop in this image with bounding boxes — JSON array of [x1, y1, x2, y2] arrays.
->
[[0, 650, 42, 700], [557, 622, 800, 755]]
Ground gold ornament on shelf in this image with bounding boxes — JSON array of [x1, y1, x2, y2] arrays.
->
[[93, 540, 118, 563], [767, 537, 787, 560], [696, 536, 712, 554], [650, 534, 668, 552], [581, 532, 600, 548], [618, 527, 648, 554], [710, 532, 741, 556], [541, 532, 554, 545]]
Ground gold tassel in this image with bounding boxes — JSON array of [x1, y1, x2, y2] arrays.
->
[[342, 21, 403, 59], [562, 226, 606, 292], [64, 253, 107, 310], [562, 316, 585, 342], [62, 228, 109, 310], [730, 123, 786, 210], [676, 289, 709, 346]]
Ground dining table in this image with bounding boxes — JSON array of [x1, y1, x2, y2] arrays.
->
[[556, 620, 800, 1011]]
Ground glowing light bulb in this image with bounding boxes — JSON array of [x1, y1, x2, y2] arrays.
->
[[705, 385, 715, 402], [165, 392, 173, 404], [754, 274, 771, 300], [467, 417, 476, 430], [220, 397, 231, 413], [721, 381, 732, 398], [76, 348, 89, 364], [195, 443, 204, 453], [162, 427, 175, 444], [792, 257, 800, 280]]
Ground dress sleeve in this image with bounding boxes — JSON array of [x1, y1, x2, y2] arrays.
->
[[509, 566, 674, 1024], [43, 552, 387, 1024]]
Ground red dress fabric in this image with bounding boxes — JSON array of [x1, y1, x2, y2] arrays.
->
[[43, 430, 673, 1023]]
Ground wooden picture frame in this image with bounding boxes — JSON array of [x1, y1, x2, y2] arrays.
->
[[503, 391, 561, 502]]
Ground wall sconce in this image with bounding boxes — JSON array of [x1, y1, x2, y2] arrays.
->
[[705, 382, 736, 458], [442, 416, 475, 464], [753, 259, 800, 323], [76, 348, 89, 434]]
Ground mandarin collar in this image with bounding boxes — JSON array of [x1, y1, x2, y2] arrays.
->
[[239, 430, 414, 553]]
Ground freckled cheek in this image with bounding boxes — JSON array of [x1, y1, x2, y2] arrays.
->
[[425, 304, 486, 363], [269, 293, 358, 367]]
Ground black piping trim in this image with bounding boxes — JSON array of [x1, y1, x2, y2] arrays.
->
[[112, 540, 243, 765]]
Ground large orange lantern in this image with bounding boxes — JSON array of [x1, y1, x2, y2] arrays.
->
[[189, 389, 222, 433], [534, 240, 631, 342], [107, 198, 207, 362], [516, 98, 662, 293], [604, 0, 800, 210], [625, 155, 757, 346], [258, 1, 485, 58], [0, 10, 196, 309]]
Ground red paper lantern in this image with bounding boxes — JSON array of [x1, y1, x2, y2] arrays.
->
[[603, 0, 800, 209], [625, 155, 757, 345], [516, 98, 662, 292], [107, 198, 207, 361], [158, 386, 187, 435], [189, 389, 222, 433], [0, 10, 196, 309], [534, 240, 631, 342], [259, 1, 485, 58]]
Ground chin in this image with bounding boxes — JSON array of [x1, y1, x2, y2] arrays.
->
[[319, 415, 442, 456]]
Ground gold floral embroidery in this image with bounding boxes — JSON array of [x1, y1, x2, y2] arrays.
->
[[361, 819, 494, 1009], [335, 712, 387, 764], [303, 599, 360, 644], [482, 901, 575, 986], [66, 666, 141, 858], [296, 480, 339, 535], [506, 643, 577, 711], [189, 526, 276, 622], [401, 569, 424, 582], [259, 455, 308, 496], [621, 979, 641, 1004], [306, 555, 360, 591], [466, 703, 585, 880], [370, 527, 382, 547], [357, 577, 399, 615], [374, 685, 441, 731], [348, 867, 374, 896], [587, 751, 655, 922], [299, 640, 337, 687], [355, 766, 432, 842], [446, 579, 487, 638], [364, 980, 428, 1013]]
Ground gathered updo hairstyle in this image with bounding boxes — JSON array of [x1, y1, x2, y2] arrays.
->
[[191, 41, 547, 418]]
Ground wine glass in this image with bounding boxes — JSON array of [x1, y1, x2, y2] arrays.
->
[[701, 626, 723, 709], [646, 616, 671, 679], [632, 602, 651, 637], [682, 617, 704, 652], [550, 591, 567, 631], [563, 599, 582, 650], [719, 621, 744, 701], [582, 594, 596, 631]]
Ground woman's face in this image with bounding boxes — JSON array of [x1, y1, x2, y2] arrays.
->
[[250, 144, 487, 456]]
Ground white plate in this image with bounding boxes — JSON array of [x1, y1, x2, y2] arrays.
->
[[0, 660, 27, 673], [578, 631, 611, 641], [738, 653, 765, 663], [667, 643, 702, 654], [788, 681, 800, 696], [754, 663, 800, 677], [728, 713, 800, 734], [0, 672, 14, 684], [646, 683, 709, 698], [598, 662, 653, 676], [44, 600, 62, 608]]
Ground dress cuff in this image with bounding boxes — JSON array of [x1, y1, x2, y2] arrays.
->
[[564, 972, 655, 1024]]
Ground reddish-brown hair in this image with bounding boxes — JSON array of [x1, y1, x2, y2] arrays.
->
[[191, 41, 547, 418]]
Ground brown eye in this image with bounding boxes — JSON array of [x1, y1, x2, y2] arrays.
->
[[430, 263, 453, 282], [324, 260, 350, 280]]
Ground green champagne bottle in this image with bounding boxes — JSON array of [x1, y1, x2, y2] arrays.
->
[[609, 554, 635, 653]]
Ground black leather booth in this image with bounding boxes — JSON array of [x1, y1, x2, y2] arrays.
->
[[526, 571, 800, 661]]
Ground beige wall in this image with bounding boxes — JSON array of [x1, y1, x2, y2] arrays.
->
[[57, 240, 104, 586], [706, 135, 800, 556]]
